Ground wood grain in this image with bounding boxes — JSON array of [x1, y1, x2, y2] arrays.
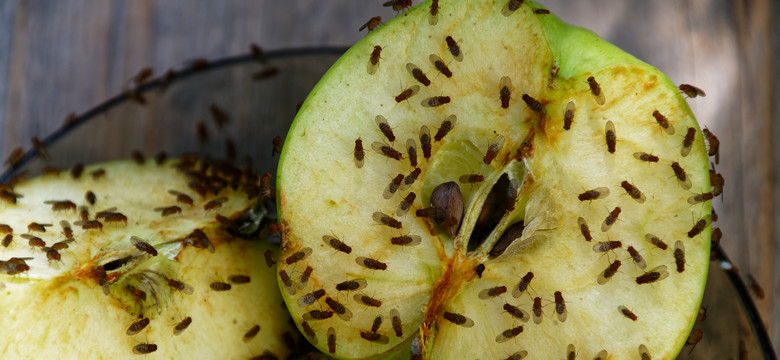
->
[[0, 0, 775, 356]]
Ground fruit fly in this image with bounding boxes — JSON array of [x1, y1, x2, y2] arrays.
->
[[44, 200, 76, 212], [652, 110, 675, 135], [592, 241, 622, 253], [627, 246, 647, 269], [620, 180, 646, 203], [173, 316, 192, 336], [0, 188, 21, 204], [71, 163, 85, 179], [681, 127, 696, 157], [521, 94, 544, 114], [605, 120, 616, 153], [397, 192, 416, 216], [442, 312, 475, 327], [354, 138, 365, 168], [91, 168, 106, 180], [356, 256, 388, 271], [593, 350, 609, 360], [445, 36, 463, 62], [263, 250, 276, 268], [395, 85, 420, 103], [204, 197, 228, 211], [45, 247, 62, 262], [679, 83, 706, 98], [421, 96, 451, 108], [354, 294, 382, 307], [22, 234, 45, 248], [300, 321, 317, 344], [390, 234, 422, 246], [52, 239, 74, 251], [406, 63, 431, 87], [702, 127, 720, 164], [532, 297, 543, 324], [252, 66, 279, 80], [298, 266, 313, 289], [372, 211, 402, 229], [167, 279, 195, 295], [279, 270, 296, 295], [597, 259, 622, 285], [636, 265, 669, 285], [577, 217, 592, 242], [336, 279, 368, 292], [375, 115, 396, 142], [429, 0, 439, 25], [512, 271, 534, 298], [75, 220, 103, 230], [478, 285, 507, 299], [271, 135, 284, 157], [326, 296, 352, 321], [1, 234, 12, 247], [367, 45, 382, 75], [285, 247, 313, 265], [132, 344, 157, 354], [420, 126, 432, 159], [242, 325, 261, 342], [372, 142, 403, 161], [566, 344, 577, 360], [633, 151, 659, 163], [495, 325, 524, 343], [390, 309, 403, 337], [359, 16, 382, 32], [434, 115, 457, 141], [587, 76, 606, 105], [499, 76, 513, 109], [0, 224, 11, 234], [685, 329, 703, 354], [384, 174, 405, 199], [323, 235, 352, 254], [645, 233, 668, 250], [671, 162, 692, 190], [383, 0, 411, 12], [503, 303, 529, 322], [638, 344, 652, 360], [168, 189, 194, 206], [327, 327, 337, 353], [484, 134, 505, 165], [563, 101, 575, 130], [502, 0, 524, 16], [578, 187, 609, 201], [155, 205, 181, 217], [126, 317, 150, 335], [554, 291, 567, 322], [429, 54, 451, 78], [27, 222, 51, 233], [673, 240, 686, 273], [360, 331, 390, 344], [369, 315, 384, 333], [687, 215, 712, 238], [85, 191, 97, 205], [228, 275, 251, 284], [600, 207, 621, 232], [210, 281, 232, 291], [534, 8, 550, 14], [618, 305, 637, 321], [459, 174, 484, 184]]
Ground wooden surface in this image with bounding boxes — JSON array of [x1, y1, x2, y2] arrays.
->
[[0, 0, 776, 356]]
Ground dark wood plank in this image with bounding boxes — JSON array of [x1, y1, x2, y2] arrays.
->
[[0, 0, 19, 157]]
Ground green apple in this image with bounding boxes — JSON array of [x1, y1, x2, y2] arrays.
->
[[277, 0, 713, 359], [0, 159, 296, 359]]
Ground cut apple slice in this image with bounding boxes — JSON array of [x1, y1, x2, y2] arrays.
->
[[278, 1, 712, 359]]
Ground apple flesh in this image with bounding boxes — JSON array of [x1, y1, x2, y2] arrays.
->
[[277, 0, 712, 359], [0, 159, 296, 359]]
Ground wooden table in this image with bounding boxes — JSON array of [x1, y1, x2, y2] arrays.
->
[[0, 0, 776, 356]]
